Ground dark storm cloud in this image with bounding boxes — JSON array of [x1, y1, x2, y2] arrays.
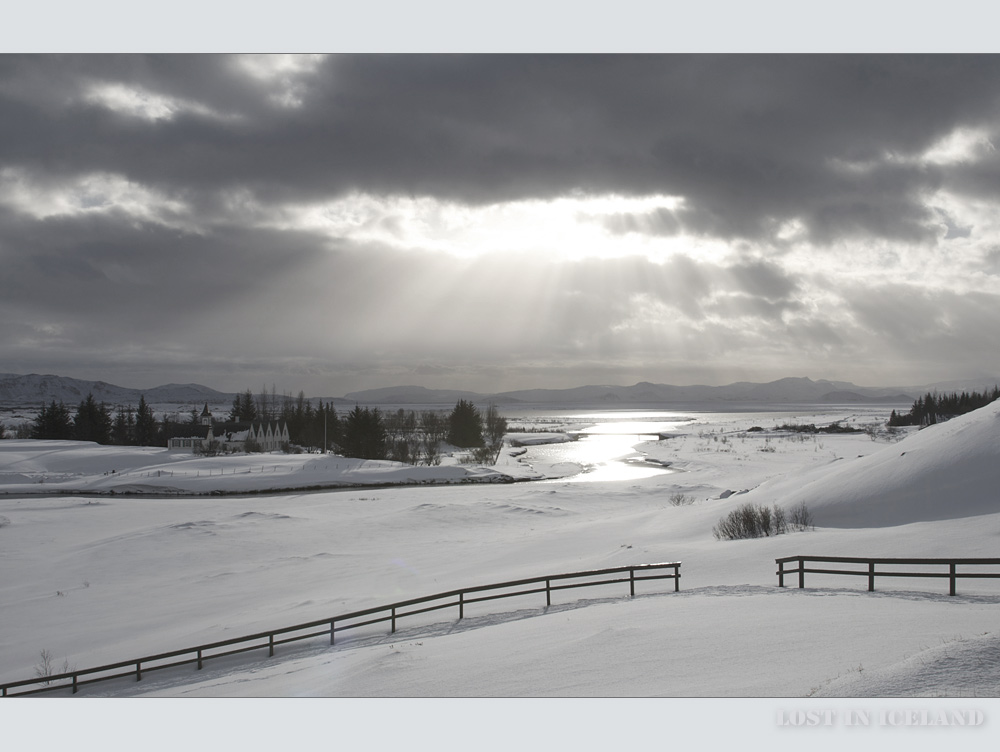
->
[[4, 55, 1000, 245], [3, 54, 1000, 392], [0, 204, 330, 348]]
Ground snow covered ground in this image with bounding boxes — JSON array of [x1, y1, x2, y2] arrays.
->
[[3, 403, 1000, 750]]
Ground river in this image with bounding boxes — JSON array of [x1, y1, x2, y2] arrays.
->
[[499, 405, 896, 483]]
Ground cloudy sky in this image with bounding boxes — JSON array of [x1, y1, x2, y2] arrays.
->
[[2, 54, 1000, 395]]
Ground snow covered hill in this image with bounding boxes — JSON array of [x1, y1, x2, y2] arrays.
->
[[753, 400, 1000, 527]]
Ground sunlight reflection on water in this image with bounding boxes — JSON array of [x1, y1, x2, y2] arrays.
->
[[516, 415, 691, 483]]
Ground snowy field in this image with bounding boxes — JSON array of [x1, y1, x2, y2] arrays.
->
[[3, 403, 1000, 750]]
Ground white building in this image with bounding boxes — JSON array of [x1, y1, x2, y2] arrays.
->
[[167, 407, 291, 453]]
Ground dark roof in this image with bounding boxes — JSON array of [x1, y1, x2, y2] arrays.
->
[[213, 420, 287, 433], [164, 424, 211, 440]]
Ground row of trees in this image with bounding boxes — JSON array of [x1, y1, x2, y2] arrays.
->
[[888, 386, 1000, 427], [27, 390, 343, 450], [336, 400, 508, 464], [30, 395, 160, 445], [21, 389, 509, 466]]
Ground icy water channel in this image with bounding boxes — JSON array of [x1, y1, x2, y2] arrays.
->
[[506, 410, 695, 483], [502, 404, 894, 483]]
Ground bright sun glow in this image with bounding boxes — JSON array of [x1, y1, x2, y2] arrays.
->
[[280, 192, 732, 263]]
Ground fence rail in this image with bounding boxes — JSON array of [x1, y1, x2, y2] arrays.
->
[[776, 556, 1000, 595], [1, 561, 680, 697]]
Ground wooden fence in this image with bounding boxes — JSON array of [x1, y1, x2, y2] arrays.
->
[[776, 556, 1000, 595], [0, 561, 680, 697]]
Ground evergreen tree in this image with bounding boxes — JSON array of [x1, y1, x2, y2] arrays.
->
[[229, 389, 258, 422], [134, 395, 158, 447], [447, 399, 484, 448], [922, 392, 937, 427], [32, 400, 73, 439], [341, 406, 387, 459], [73, 393, 112, 444], [112, 405, 135, 445]]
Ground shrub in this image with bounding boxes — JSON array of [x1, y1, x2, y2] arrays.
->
[[33, 649, 73, 685], [712, 502, 815, 540], [713, 502, 794, 540], [668, 492, 695, 506], [788, 500, 814, 531], [34, 649, 54, 684], [471, 446, 496, 464]]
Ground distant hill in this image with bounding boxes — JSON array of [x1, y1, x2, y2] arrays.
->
[[818, 390, 915, 404], [0, 373, 235, 406], [343, 377, 921, 406], [343, 385, 485, 405], [490, 377, 919, 405], [3, 372, 995, 410]]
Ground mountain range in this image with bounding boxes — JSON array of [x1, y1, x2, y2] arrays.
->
[[3, 372, 998, 409], [344, 378, 919, 405]]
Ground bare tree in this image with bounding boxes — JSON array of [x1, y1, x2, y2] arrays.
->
[[483, 403, 508, 463]]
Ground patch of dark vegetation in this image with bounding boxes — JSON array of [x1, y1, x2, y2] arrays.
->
[[889, 386, 1000, 428], [773, 421, 862, 434], [713, 501, 814, 540]]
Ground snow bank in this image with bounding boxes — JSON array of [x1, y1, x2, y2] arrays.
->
[[0, 441, 519, 494], [506, 432, 575, 446], [753, 401, 1000, 527]]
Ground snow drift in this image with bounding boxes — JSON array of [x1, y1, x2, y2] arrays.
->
[[757, 401, 1000, 527]]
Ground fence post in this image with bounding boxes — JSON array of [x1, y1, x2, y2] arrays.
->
[[330, 621, 336, 645], [798, 557, 805, 589], [868, 562, 875, 592], [136, 662, 142, 682], [630, 568, 635, 597], [459, 592, 464, 620], [949, 563, 957, 596], [777, 560, 784, 587], [674, 563, 680, 592], [391, 607, 396, 634], [197, 649, 203, 670], [72, 675, 78, 694], [269, 634, 274, 657], [545, 579, 551, 607]]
